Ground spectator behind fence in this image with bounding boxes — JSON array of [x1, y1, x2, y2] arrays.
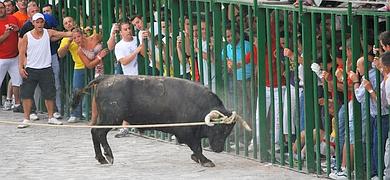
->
[[0, 2, 22, 112], [113, 21, 144, 138], [379, 31, 390, 179], [67, 28, 108, 124], [130, 15, 160, 76], [18, 13, 72, 128], [58, 17, 85, 123], [223, 22, 254, 145], [4, 0, 16, 15], [13, 0, 28, 28]]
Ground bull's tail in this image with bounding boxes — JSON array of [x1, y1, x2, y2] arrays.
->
[[71, 75, 109, 109]]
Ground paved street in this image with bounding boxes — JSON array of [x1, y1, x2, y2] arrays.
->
[[0, 110, 325, 180]]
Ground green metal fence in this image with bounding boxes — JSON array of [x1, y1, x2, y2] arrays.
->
[[37, 0, 390, 179]]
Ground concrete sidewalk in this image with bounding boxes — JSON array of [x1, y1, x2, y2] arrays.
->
[[0, 110, 326, 180]]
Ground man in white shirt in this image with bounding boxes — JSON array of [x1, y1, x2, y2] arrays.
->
[[115, 22, 143, 76], [113, 21, 143, 138]]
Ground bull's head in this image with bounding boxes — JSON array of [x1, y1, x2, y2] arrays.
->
[[204, 110, 252, 152]]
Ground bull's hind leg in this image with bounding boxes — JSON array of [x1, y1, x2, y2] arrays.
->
[[99, 128, 114, 164], [188, 140, 215, 167], [91, 128, 108, 164]]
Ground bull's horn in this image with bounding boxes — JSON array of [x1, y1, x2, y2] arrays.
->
[[235, 115, 252, 132], [204, 112, 215, 126]]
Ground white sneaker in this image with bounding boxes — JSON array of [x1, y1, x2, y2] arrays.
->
[[67, 116, 80, 123], [48, 117, 63, 125], [29, 113, 39, 121], [17, 119, 31, 128], [329, 170, 347, 180], [53, 112, 62, 119], [2, 100, 12, 111]]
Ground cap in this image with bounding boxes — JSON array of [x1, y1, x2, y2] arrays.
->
[[32, 13, 45, 21]]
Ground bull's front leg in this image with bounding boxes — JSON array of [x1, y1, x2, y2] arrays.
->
[[187, 140, 215, 167]]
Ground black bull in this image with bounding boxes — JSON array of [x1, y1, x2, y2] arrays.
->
[[73, 75, 251, 167]]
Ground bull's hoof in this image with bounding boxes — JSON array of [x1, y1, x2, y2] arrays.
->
[[96, 156, 109, 164], [191, 154, 199, 163], [201, 161, 215, 167], [105, 155, 114, 164]]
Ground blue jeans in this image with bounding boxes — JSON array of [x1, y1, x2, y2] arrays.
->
[[371, 114, 390, 177], [51, 54, 61, 112], [70, 69, 85, 118], [114, 62, 123, 75], [299, 91, 305, 131], [337, 103, 346, 170]]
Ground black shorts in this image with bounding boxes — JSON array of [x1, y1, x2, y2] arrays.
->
[[20, 67, 56, 100]]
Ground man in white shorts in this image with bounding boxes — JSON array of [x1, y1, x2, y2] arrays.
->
[[0, 2, 22, 110]]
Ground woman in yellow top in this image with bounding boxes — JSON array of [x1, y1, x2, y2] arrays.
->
[[58, 17, 108, 124]]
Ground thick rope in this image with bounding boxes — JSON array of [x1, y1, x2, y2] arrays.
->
[[0, 120, 224, 129], [205, 110, 251, 131], [204, 110, 237, 126]]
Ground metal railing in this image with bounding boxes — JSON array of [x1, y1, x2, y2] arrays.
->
[[35, 0, 390, 179]]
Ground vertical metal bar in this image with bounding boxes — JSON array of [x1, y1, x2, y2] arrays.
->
[[213, 3, 222, 95], [179, 0, 186, 79], [221, 3, 230, 153], [239, 4, 249, 157], [248, 5, 256, 160], [149, 0, 156, 76], [82, 0, 87, 28], [188, 1, 195, 81], [75, 0, 80, 26], [205, 4, 212, 89], [275, 9, 285, 166], [283, 9, 293, 168], [293, 10, 302, 170], [351, 14, 364, 180], [88, 0, 92, 28], [170, 0, 180, 77], [157, 0, 163, 76], [142, 0, 148, 75], [115, 0, 119, 21], [230, 3, 239, 155], [103, 0, 113, 74], [255, 1, 269, 162], [121, 0, 126, 21], [302, 10, 315, 173], [340, 15, 351, 179], [58, 0, 63, 29], [331, 14, 341, 172], [129, 0, 133, 17], [362, 14, 372, 180], [164, 0, 170, 77], [94, 0, 99, 33], [311, 12, 321, 175], [266, 8, 275, 164], [321, 13, 331, 176], [64, 0, 69, 17], [197, 1, 204, 84], [374, 15, 384, 180]]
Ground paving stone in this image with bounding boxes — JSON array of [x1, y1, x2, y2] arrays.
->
[[0, 110, 325, 179]]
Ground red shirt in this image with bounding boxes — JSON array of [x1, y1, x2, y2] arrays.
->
[[0, 15, 19, 58], [265, 18, 285, 87]]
